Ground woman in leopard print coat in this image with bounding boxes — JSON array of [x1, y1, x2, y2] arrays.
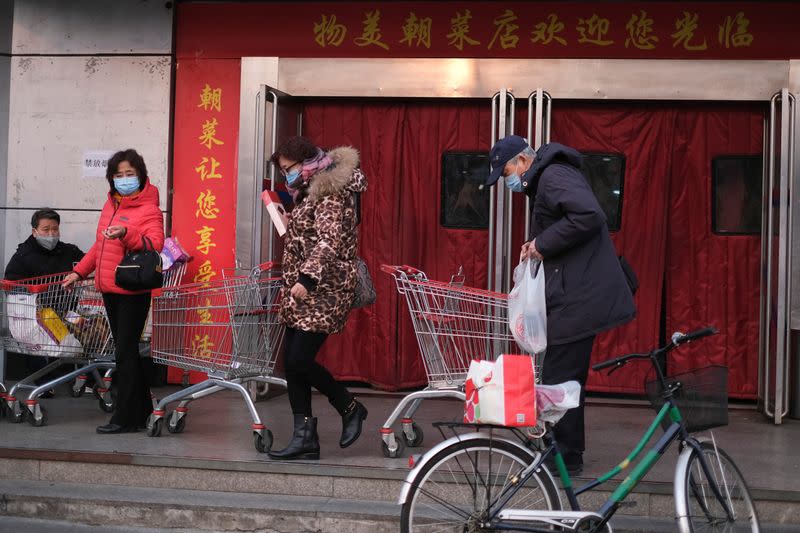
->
[[268, 136, 368, 461]]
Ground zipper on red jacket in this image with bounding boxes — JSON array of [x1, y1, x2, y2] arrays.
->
[[96, 198, 122, 294]]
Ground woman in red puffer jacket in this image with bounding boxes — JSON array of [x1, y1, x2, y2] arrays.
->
[[63, 149, 164, 434]]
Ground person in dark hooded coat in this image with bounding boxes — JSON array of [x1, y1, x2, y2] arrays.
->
[[487, 135, 636, 475]]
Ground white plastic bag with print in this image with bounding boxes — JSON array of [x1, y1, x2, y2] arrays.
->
[[6, 293, 51, 355], [508, 259, 547, 354], [535, 381, 581, 424]]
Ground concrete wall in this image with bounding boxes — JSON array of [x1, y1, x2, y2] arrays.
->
[[2, 0, 173, 265], [0, 1, 12, 382], [0, 0, 174, 380]]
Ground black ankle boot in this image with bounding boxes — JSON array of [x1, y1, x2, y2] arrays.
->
[[268, 415, 320, 460], [339, 399, 367, 448]]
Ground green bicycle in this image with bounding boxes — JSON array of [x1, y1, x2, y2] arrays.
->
[[398, 327, 759, 532]]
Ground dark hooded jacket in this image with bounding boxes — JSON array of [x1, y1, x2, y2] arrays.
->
[[4, 235, 85, 281], [521, 142, 635, 345]]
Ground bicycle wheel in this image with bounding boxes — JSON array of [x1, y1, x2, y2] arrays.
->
[[676, 440, 759, 533], [400, 437, 561, 532]]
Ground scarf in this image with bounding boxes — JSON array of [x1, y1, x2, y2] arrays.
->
[[286, 148, 333, 202]]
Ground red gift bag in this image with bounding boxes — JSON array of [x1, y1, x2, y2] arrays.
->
[[463, 354, 537, 427]]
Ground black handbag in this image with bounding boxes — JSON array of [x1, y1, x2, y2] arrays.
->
[[115, 236, 163, 291]]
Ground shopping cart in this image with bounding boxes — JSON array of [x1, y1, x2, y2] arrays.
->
[[0, 272, 115, 425], [49, 261, 190, 415], [146, 262, 286, 452], [379, 265, 538, 457], [142, 261, 189, 343]]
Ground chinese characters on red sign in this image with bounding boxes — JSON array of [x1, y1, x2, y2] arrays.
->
[[178, 2, 797, 60], [310, 8, 753, 53], [171, 60, 241, 381]]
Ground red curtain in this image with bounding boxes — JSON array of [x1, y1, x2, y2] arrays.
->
[[301, 100, 763, 398], [550, 103, 677, 394], [666, 103, 764, 399]]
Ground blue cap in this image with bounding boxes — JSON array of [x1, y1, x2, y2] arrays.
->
[[486, 135, 529, 185]]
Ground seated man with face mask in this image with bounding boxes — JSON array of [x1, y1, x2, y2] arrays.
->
[[4, 209, 86, 396], [5, 209, 85, 280]]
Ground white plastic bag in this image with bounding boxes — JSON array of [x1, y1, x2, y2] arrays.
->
[[6, 293, 51, 354], [535, 381, 581, 424], [508, 259, 547, 354]]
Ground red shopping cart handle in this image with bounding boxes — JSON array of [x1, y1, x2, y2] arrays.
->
[[380, 264, 423, 276], [232, 308, 278, 317], [258, 261, 282, 272], [0, 279, 51, 294]]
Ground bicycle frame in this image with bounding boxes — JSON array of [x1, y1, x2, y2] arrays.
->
[[483, 399, 734, 532]]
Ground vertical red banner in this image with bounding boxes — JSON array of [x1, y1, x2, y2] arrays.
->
[[169, 58, 241, 384]]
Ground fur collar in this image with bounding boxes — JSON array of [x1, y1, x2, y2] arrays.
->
[[308, 146, 360, 201]]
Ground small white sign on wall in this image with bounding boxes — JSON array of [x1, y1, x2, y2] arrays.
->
[[82, 150, 115, 179]]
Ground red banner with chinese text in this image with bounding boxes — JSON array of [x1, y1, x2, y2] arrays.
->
[[177, 2, 798, 60], [169, 58, 241, 384]]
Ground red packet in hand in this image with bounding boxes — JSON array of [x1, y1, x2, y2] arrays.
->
[[261, 190, 289, 236]]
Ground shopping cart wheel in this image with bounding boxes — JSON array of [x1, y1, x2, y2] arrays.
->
[[98, 396, 115, 413], [8, 400, 25, 423], [68, 381, 84, 398], [402, 422, 425, 448], [381, 435, 405, 458], [28, 405, 47, 427], [147, 417, 163, 437], [254, 430, 273, 453], [166, 411, 186, 434]]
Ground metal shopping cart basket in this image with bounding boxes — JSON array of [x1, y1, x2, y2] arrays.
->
[[141, 261, 189, 343], [63, 261, 190, 408], [379, 265, 539, 457], [0, 272, 115, 425], [146, 262, 286, 452]]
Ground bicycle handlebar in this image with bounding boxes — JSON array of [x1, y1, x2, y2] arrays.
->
[[672, 326, 718, 345], [591, 326, 718, 373], [592, 354, 645, 371]]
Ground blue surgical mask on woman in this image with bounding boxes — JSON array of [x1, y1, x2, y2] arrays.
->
[[285, 168, 302, 187], [504, 173, 524, 193], [113, 176, 140, 196]]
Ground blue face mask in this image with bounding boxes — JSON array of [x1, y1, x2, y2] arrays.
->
[[113, 176, 140, 196], [285, 169, 302, 187], [504, 173, 524, 193]]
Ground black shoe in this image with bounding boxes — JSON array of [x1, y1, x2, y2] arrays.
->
[[544, 452, 583, 477], [268, 415, 320, 460], [339, 399, 367, 448], [96, 423, 138, 434]]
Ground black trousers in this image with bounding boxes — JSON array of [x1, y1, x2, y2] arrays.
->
[[284, 327, 352, 417], [541, 335, 596, 455], [103, 292, 152, 428]]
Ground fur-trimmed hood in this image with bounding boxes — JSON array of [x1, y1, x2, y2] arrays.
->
[[308, 147, 367, 201]]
